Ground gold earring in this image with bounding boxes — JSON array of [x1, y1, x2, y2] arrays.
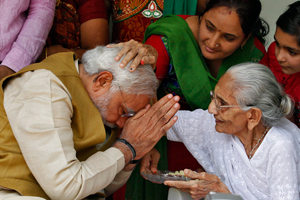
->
[[241, 45, 244, 50]]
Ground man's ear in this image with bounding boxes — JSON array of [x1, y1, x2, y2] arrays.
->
[[93, 71, 113, 92], [247, 107, 262, 131]]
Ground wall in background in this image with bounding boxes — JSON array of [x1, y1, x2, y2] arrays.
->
[[260, 0, 296, 48]]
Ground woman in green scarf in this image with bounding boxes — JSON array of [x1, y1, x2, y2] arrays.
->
[[109, 0, 269, 199]]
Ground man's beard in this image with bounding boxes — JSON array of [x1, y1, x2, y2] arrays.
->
[[91, 90, 117, 128]]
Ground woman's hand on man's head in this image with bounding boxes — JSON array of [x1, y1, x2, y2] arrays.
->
[[107, 40, 158, 72]]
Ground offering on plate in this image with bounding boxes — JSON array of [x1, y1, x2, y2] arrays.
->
[[141, 169, 191, 184], [167, 170, 185, 176]]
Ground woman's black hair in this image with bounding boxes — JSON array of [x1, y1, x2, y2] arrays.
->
[[276, 1, 300, 46], [200, 0, 269, 44]]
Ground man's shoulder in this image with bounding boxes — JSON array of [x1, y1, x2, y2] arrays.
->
[[6, 68, 62, 87], [3, 69, 70, 98], [23, 52, 77, 74]]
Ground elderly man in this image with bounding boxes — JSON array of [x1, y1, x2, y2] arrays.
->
[[0, 46, 180, 200]]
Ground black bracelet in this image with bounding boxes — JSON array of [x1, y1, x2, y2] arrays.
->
[[129, 158, 141, 164], [117, 138, 136, 160]]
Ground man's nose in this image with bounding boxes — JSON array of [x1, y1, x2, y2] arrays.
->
[[116, 117, 128, 128]]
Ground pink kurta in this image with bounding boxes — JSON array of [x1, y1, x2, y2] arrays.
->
[[0, 0, 55, 71]]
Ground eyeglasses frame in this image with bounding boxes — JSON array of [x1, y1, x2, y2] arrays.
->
[[210, 91, 239, 111], [118, 86, 136, 117]]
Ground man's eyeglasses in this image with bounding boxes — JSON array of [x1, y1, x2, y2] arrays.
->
[[118, 86, 136, 117], [210, 91, 239, 110]]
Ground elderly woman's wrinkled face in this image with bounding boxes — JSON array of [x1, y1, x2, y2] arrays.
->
[[208, 74, 249, 135], [198, 6, 247, 62]]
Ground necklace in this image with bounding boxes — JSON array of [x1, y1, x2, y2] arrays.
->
[[248, 127, 270, 159]]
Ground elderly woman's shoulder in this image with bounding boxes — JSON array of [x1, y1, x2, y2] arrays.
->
[[267, 118, 300, 148]]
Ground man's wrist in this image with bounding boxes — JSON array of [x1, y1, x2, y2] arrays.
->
[[115, 138, 142, 165], [116, 138, 136, 160], [112, 140, 134, 165]]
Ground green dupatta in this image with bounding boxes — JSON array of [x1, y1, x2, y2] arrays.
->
[[163, 0, 198, 15], [125, 15, 264, 200]]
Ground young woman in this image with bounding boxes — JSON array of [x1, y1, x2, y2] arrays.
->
[[144, 0, 268, 110], [268, 1, 300, 128]]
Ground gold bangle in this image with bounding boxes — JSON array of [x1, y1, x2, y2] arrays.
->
[[45, 47, 48, 58]]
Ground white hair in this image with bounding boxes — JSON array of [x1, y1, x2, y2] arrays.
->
[[81, 46, 159, 97], [226, 63, 294, 126]]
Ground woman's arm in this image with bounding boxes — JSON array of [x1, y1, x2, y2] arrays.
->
[[79, 18, 109, 49], [41, 0, 109, 60], [145, 35, 170, 81], [69, 18, 110, 59]]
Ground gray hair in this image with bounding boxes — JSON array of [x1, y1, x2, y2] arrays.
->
[[81, 46, 158, 97], [226, 63, 294, 126]]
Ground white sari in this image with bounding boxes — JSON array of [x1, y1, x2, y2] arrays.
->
[[167, 109, 300, 200]]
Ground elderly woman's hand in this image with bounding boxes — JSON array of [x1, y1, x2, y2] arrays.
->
[[164, 169, 231, 200], [107, 40, 158, 72]]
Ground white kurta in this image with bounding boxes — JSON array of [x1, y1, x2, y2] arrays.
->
[[167, 109, 300, 200]]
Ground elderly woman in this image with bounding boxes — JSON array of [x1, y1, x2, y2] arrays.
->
[[141, 63, 300, 200]]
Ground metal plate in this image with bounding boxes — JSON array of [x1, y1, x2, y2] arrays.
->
[[141, 169, 191, 184]]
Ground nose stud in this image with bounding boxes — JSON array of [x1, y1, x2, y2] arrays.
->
[[215, 44, 219, 47]]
